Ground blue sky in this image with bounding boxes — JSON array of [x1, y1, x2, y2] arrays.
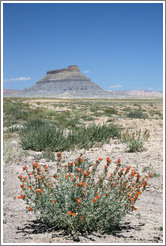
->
[[3, 2, 163, 91]]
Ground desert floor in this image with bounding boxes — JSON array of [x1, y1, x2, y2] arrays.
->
[[3, 98, 164, 244]]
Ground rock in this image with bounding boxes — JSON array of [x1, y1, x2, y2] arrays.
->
[[12, 65, 111, 98]]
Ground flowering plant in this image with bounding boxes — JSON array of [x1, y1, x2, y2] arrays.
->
[[18, 153, 152, 233]]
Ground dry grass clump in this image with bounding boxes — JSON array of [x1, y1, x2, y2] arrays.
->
[[121, 129, 150, 152]]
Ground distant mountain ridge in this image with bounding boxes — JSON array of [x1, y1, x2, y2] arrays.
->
[[3, 88, 163, 98]]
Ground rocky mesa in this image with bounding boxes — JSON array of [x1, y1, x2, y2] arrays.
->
[[15, 65, 109, 98]]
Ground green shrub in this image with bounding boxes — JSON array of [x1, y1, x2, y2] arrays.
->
[[104, 107, 118, 115], [149, 110, 162, 118], [127, 110, 148, 119], [70, 124, 120, 149], [121, 129, 150, 152], [18, 154, 152, 233], [20, 121, 120, 152], [20, 124, 67, 152]]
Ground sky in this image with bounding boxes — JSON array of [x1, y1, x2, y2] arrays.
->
[[3, 2, 163, 91]]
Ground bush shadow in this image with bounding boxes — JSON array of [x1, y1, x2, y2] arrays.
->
[[16, 220, 145, 242]]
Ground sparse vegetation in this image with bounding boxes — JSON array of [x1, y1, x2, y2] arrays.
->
[[121, 129, 150, 152], [20, 120, 120, 151], [127, 110, 148, 119]]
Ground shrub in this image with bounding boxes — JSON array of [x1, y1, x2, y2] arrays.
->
[[20, 121, 67, 152], [18, 154, 152, 233], [20, 122, 120, 151], [127, 110, 148, 119], [69, 124, 120, 149], [121, 129, 150, 152], [149, 110, 162, 118], [104, 107, 118, 115]]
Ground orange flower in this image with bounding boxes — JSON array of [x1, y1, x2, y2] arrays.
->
[[23, 166, 27, 171], [67, 174, 72, 179], [127, 166, 131, 170], [93, 198, 97, 202], [36, 189, 40, 193], [77, 198, 81, 203], [99, 158, 103, 161], [96, 195, 99, 199], [40, 189, 43, 192], [68, 210, 72, 215], [29, 186, 32, 189], [80, 159, 83, 162], [18, 195, 24, 199], [74, 161, 78, 165], [76, 176, 78, 179], [80, 182, 86, 186], [137, 191, 141, 195], [131, 198, 134, 202], [19, 175, 22, 179], [105, 165, 107, 168], [79, 216, 83, 219], [54, 175, 57, 178], [30, 172, 33, 175], [68, 163, 72, 166], [29, 207, 33, 211], [53, 200, 56, 203], [111, 183, 115, 187], [118, 159, 121, 163], [71, 178, 74, 180], [121, 168, 124, 172], [22, 179, 25, 182], [21, 184, 24, 189], [149, 173, 152, 177], [72, 212, 76, 216], [57, 153, 61, 157]]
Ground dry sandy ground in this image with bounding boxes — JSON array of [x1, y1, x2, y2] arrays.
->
[[3, 117, 163, 244]]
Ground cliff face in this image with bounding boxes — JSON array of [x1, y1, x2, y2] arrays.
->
[[17, 65, 108, 98], [47, 65, 80, 75]]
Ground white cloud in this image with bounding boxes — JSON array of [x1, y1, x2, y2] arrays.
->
[[4, 77, 31, 82], [82, 70, 90, 74], [108, 84, 123, 89]]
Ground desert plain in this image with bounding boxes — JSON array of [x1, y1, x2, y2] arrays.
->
[[3, 97, 164, 244]]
